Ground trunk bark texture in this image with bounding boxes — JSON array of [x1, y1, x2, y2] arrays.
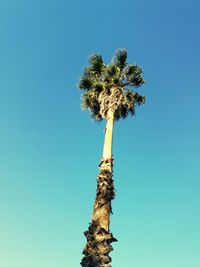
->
[[81, 110, 117, 267]]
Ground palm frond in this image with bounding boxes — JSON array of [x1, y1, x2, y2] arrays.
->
[[79, 76, 93, 90], [112, 49, 127, 70], [123, 64, 145, 87], [106, 64, 118, 77], [134, 93, 146, 105], [91, 111, 102, 121], [124, 64, 138, 76], [89, 54, 104, 75], [81, 90, 103, 121], [115, 104, 128, 120], [81, 90, 98, 109], [93, 82, 104, 92]]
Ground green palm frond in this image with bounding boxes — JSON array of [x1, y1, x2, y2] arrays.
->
[[115, 90, 145, 120], [104, 65, 120, 86], [89, 54, 104, 75], [124, 64, 138, 76], [124, 90, 145, 106], [123, 64, 145, 87], [81, 90, 98, 109], [79, 76, 93, 90], [115, 104, 128, 120], [134, 93, 146, 105], [112, 49, 127, 70], [81, 90, 103, 121], [106, 64, 118, 77], [125, 90, 135, 104]]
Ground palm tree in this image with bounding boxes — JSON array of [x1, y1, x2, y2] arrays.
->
[[78, 49, 145, 267]]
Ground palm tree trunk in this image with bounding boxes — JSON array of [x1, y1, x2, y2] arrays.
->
[[81, 110, 117, 267], [102, 109, 114, 161]]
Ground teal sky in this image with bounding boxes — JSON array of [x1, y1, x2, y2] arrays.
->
[[0, 0, 200, 266]]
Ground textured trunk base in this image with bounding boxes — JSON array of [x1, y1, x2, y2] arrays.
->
[[80, 159, 117, 267]]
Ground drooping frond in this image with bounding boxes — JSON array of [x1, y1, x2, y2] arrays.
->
[[114, 90, 145, 120], [81, 90, 98, 109], [115, 104, 129, 120], [79, 67, 94, 90], [134, 92, 146, 105], [81, 90, 103, 121], [123, 64, 145, 87], [79, 75, 93, 90]]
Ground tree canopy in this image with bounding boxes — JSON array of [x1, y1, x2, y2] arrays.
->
[[79, 49, 146, 121]]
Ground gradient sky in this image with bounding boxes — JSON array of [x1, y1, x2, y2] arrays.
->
[[0, 0, 200, 266]]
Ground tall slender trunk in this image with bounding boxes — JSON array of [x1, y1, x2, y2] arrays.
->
[[81, 110, 117, 267], [102, 109, 114, 161]]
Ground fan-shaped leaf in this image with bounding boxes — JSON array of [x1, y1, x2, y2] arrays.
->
[[89, 54, 104, 74], [112, 49, 127, 70]]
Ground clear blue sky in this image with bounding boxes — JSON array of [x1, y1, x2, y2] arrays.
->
[[0, 0, 200, 266]]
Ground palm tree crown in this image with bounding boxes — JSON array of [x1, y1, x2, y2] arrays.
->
[[79, 49, 145, 121]]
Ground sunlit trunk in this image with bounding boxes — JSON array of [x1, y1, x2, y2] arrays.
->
[[102, 109, 114, 161], [81, 109, 117, 267]]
